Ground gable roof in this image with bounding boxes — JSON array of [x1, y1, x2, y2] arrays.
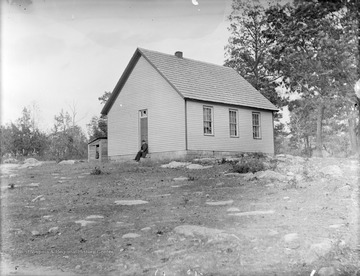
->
[[101, 48, 278, 115]]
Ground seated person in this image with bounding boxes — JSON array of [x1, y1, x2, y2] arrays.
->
[[134, 140, 148, 162]]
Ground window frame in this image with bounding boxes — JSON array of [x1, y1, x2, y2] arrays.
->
[[139, 109, 148, 118], [229, 109, 239, 138], [203, 106, 214, 136], [252, 112, 262, 139]]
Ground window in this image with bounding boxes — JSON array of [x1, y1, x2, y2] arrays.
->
[[140, 109, 147, 118], [252, 112, 261, 139], [229, 109, 238, 137], [203, 106, 213, 135]]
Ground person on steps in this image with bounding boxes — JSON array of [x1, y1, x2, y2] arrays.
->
[[134, 140, 148, 162]]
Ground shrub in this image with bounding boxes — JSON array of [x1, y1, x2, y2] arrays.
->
[[90, 167, 102, 175], [232, 157, 265, 173]]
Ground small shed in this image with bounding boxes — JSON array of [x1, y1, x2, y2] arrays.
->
[[88, 137, 108, 162]]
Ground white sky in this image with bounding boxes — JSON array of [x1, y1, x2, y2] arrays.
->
[[1, 0, 233, 134]]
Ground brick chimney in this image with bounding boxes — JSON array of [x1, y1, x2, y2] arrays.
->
[[175, 51, 183, 58]]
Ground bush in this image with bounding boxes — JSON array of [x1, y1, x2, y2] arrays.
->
[[90, 167, 102, 175], [232, 157, 265, 173]]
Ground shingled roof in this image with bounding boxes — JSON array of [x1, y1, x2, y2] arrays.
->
[[101, 48, 278, 115]]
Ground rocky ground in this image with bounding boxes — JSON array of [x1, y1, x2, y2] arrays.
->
[[0, 155, 359, 276]]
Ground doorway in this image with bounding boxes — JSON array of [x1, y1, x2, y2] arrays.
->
[[139, 109, 148, 145]]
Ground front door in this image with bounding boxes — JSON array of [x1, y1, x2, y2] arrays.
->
[[139, 109, 148, 145]]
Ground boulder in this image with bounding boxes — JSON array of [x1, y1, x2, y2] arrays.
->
[[114, 200, 149, 205], [240, 172, 256, 181], [318, 267, 336, 276], [86, 215, 104, 219], [206, 200, 233, 206], [173, 177, 189, 181], [24, 158, 39, 164], [174, 225, 227, 239], [122, 233, 141, 239], [58, 160, 77, 165], [255, 170, 287, 182], [161, 161, 191, 168], [303, 239, 333, 264], [186, 164, 212, 170], [319, 165, 343, 177], [284, 233, 300, 249], [3, 158, 18, 164], [74, 220, 97, 227], [48, 227, 59, 233]]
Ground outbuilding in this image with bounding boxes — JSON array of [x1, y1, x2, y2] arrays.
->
[[88, 137, 108, 162], [101, 48, 278, 160]]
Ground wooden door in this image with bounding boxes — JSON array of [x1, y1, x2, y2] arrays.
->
[[139, 109, 148, 144]]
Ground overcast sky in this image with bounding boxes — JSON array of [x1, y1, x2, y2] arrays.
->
[[1, 0, 233, 133]]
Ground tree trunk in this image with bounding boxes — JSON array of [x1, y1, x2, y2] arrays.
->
[[348, 116, 358, 155], [313, 104, 325, 157], [357, 102, 360, 154]]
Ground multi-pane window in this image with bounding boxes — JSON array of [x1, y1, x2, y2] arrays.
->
[[252, 112, 261, 139], [229, 109, 238, 137], [203, 106, 213, 135]]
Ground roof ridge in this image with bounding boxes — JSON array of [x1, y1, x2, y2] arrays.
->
[[137, 47, 232, 71]]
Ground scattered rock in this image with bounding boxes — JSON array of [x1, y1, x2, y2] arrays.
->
[[227, 207, 240, 212], [173, 177, 188, 181], [122, 233, 141, 239], [31, 230, 41, 236], [255, 170, 287, 182], [223, 157, 241, 163], [75, 220, 97, 227], [3, 158, 18, 164], [24, 158, 39, 164], [86, 215, 104, 219], [287, 172, 295, 176], [228, 210, 275, 216], [27, 183, 40, 187], [174, 225, 227, 239], [186, 164, 213, 170], [319, 165, 343, 177], [192, 158, 217, 164], [31, 195, 44, 202], [329, 224, 343, 229], [161, 161, 191, 168], [206, 200, 234, 206], [58, 160, 77, 165], [240, 172, 256, 181], [20, 158, 42, 169], [304, 239, 333, 264], [284, 233, 300, 249], [48, 227, 59, 233], [114, 200, 149, 205], [318, 266, 336, 276], [224, 173, 240, 177]]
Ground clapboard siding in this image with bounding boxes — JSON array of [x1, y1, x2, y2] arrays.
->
[[186, 100, 274, 154], [108, 56, 185, 157]]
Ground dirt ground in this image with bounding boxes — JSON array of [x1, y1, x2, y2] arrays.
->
[[0, 156, 359, 276]]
